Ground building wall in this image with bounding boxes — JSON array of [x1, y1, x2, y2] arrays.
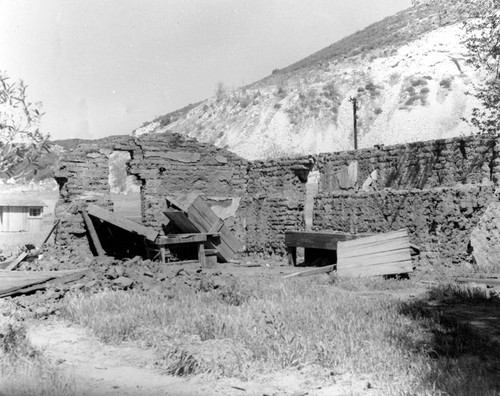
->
[[54, 132, 500, 264]]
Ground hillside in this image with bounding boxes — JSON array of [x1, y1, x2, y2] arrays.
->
[[133, 4, 483, 160]]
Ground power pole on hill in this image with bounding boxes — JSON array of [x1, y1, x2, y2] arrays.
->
[[348, 97, 359, 150]]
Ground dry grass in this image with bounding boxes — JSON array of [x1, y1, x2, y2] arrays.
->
[[62, 276, 500, 395], [0, 320, 77, 396]]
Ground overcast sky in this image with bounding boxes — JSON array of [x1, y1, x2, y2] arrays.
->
[[0, 0, 411, 141]]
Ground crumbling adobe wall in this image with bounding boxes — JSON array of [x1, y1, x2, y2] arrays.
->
[[54, 142, 119, 257], [242, 157, 313, 255], [313, 185, 496, 263], [54, 133, 256, 258], [55, 131, 500, 264], [123, 133, 249, 238], [318, 135, 497, 193]]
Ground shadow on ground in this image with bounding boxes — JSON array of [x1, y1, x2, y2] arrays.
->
[[398, 287, 500, 394]]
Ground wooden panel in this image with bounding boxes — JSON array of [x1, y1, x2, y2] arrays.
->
[[285, 231, 356, 250], [87, 204, 158, 243], [163, 210, 200, 233], [337, 229, 412, 277], [186, 196, 242, 262]]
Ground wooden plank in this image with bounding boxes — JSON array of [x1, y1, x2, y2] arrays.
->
[[165, 194, 199, 212], [156, 234, 208, 245], [208, 218, 224, 234], [337, 229, 412, 277], [284, 231, 356, 250], [4, 252, 28, 271], [336, 249, 411, 268], [283, 265, 335, 278], [163, 210, 200, 233], [87, 204, 158, 243], [338, 229, 408, 248], [0, 269, 86, 297], [82, 210, 106, 256]]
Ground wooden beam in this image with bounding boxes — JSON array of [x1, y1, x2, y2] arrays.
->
[[82, 210, 106, 256], [155, 233, 208, 245], [283, 265, 335, 279], [285, 231, 356, 250], [40, 219, 60, 247], [87, 204, 158, 243], [4, 252, 28, 271]]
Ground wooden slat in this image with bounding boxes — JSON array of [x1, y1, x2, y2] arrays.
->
[[285, 231, 356, 250], [163, 210, 200, 233], [337, 229, 412, 277], [338, 229, 408, 248], [87, 204, 158, 243], [337, 249, 411, 267]]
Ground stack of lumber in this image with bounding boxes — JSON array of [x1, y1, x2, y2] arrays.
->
[[165, 195, 243, 262], [337, 229, 412, 277], [285, 229, 413, 278]]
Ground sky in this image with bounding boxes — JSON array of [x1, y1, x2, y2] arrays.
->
[[0, 0, 411, 141]]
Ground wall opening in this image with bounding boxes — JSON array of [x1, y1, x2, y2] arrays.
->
[[108, 151, 141, 221]]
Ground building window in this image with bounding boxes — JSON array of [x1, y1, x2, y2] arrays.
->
[[29, 208, 42, 217]]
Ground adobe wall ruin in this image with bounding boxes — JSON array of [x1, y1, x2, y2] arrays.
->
[[313, 135, 500, 266], [54, 132, 500, 266]]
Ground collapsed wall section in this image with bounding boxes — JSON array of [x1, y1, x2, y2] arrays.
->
[[124, 133, 249, 239]]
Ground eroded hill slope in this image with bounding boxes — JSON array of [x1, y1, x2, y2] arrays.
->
[[134, 5, 482, 160]]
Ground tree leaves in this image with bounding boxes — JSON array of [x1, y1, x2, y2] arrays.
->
[[0, 71, 50, 179]]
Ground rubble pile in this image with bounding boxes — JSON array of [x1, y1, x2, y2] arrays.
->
[[1, 246, 238, 320]]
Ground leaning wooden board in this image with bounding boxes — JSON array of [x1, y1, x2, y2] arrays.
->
[[87, 204, 158, 243], [337, 229, 412, 277], [186, 196, 243, 262]]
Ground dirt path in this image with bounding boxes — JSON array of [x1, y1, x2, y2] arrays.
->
[[27, 319, 365, 396]]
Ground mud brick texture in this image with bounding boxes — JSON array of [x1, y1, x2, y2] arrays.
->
[[313, 185, 496, 263], [318, 135, 498, 193]]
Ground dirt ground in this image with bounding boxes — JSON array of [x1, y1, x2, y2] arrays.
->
[[25, 260, 380, 396]]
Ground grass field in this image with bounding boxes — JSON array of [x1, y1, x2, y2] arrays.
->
[[62, 276, 500, 395]]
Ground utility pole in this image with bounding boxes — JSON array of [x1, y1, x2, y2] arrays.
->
[[348, 97, 359, 150]]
